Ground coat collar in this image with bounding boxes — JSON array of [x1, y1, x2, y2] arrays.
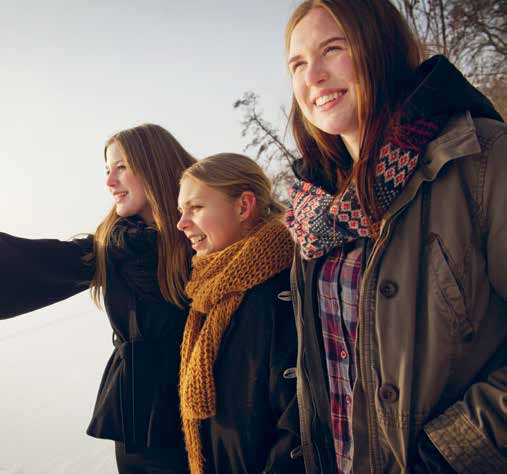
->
[[385, 111, 481, 220]]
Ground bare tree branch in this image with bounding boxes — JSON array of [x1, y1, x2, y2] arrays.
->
[[234, 0, 506, 198], [394, 0, 506, 118], [233, 92, 300, 202]]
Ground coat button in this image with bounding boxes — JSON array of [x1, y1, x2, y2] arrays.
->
[[277, 290, 292, 302], [283, 367, 297, 379], [379, 280, 398, 298], [379, 384, 399, 403], [290, 445, 303, 460]]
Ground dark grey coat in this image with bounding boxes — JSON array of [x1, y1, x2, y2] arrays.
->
[[199, 268, 305, 474]]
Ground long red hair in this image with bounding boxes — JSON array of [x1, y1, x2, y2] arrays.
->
[[286, 0, 422, 224]]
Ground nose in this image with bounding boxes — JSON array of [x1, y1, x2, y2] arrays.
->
[[106, 171, 117, 188], [305, 57, 328, 86], [176, 212, 188, 231]]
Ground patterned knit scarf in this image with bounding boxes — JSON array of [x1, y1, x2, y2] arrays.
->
[[179, 221, 294, 474], [285, 118, 444, 259]]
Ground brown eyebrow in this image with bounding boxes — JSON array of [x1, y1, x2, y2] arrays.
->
[[105, 159, 125, 169], [287, 36, 346, 66]]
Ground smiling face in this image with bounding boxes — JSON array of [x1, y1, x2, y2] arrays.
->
[[105, 141, 153, 223], [288, 7, 360, 150], [177, 177, 245, 256]]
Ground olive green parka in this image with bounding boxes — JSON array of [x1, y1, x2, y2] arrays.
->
[[291, 57, 507, 474]]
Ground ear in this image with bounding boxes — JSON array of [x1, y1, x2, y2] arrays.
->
[[237, 191, 257, 223]]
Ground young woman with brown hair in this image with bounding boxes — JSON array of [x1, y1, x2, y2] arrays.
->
[[284, 1, 507, 472], [176, 153, 305, 474], [0, 124, 196, 473]]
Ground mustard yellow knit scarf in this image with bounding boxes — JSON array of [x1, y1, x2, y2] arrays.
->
[[179, 220, 294, 474]]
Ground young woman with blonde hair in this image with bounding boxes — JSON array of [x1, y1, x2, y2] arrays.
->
[[284, 0, 507, 472], [0, 124, 196, 473], [177, 153, 305, 473]]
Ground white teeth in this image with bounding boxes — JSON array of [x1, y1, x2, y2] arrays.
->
[[190, 235, 206, 244], [114, 192, 128, 202], [315, 91, 344, 106]]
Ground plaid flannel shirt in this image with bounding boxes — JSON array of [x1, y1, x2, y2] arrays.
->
[[317, 240, 364, 474]]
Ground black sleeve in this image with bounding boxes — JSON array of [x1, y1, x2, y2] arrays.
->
[[0, 232, 94, 318]]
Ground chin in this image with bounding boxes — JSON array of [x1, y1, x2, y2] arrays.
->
[[312, 114, 359, 137], [116, 205, 141, 218], [316, 123, 350, 136]]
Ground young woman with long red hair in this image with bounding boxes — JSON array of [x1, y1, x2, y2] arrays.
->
[[284, 1, 507, 472]]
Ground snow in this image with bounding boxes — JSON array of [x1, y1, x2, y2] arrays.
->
[[0, 293, 117, 473]]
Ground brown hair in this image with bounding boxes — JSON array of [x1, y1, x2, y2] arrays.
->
[[91, 123, 196, 308], [181, 153, 285, 224], [286, 0, 422, 223]]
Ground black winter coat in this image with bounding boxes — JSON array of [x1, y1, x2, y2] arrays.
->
[[198, 268, 305, 474], [0, 218, 188, 470]]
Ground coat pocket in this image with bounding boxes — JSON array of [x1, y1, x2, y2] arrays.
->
[[428, 234, 474, 342]]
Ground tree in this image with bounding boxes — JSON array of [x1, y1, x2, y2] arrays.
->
[[233, 92, 299, 202], [235, 1, 507, 199], [395, 0, 507, 118]]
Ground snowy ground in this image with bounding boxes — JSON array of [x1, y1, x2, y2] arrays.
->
[[0, 293, 117, 473]]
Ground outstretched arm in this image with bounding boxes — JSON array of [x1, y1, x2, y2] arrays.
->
[[0, 232, 94, 318]]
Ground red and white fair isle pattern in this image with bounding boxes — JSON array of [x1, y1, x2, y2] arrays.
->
[[286, 119, 441, 259]]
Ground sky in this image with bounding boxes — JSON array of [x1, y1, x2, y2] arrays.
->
[[0, 0, 300, 238], [0, 1, 301, 472]]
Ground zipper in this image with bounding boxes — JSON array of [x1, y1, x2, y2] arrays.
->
[[358, 216, 394, 473]]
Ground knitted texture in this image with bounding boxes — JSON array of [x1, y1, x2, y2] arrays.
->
[[425, 404, 507, 473], [285, 118, 442, 259], [179, 221, 294, 474]]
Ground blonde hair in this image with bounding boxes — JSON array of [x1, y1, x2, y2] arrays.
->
[[286, 0, 422, 224], [91, 123, 196, 308], [181, 153, 285, 223]]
